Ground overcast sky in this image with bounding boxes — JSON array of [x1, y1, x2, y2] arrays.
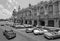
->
[[0, 0, 49, 19]]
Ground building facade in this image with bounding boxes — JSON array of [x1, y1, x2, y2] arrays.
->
[[12, 0, 60, 27]]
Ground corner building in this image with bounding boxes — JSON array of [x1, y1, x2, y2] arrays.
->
[[12, 0, 60, 27]]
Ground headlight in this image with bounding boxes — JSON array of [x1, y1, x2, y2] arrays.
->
[[34, 30, 40, 33]]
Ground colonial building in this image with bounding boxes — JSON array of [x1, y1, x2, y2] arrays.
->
[[12, 0, 60, 27]]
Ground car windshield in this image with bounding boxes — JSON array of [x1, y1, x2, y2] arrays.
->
[[8, 31, 13, 33], [7, 31, 14, 35]]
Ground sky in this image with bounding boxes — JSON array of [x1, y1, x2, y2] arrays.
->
[[0, 0, 49, 19]]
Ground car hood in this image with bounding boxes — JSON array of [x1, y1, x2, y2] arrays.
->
[[44, 33, 53, 36]]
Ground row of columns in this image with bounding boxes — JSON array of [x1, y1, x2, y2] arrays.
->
[[15, 19, 60, 27], [22, 20, 39, 25]]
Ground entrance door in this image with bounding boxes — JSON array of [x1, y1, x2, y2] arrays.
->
[[29, 20, 32, 25], [33, 20, 37, 27], [40, 21, 45, 26], [48, 20, 54, 27], [25, 20, 27, 24]]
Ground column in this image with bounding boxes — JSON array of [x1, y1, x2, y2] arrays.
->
[[32, 20, 34, 25], [54, 19, 59, 27], [37, 20, 39, 25], [27, 20, 29, 24], [23, 19, 25, 24], [45, 19, 48, 26]]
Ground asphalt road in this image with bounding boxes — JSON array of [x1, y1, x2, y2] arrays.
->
[[0, 21, 60, 41], [0, 26, 36, 41]]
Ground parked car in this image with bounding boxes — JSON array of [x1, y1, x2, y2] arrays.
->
[[33, 27, 48, 35], [44, 30, 60, 40], [24, 24, 33, 28], [13, 25, 25, 29], [3, 29, 16, 40], [25, 26, 36, 33]]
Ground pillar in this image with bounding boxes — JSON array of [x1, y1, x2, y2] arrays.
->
[[45, 19, 48, 26], [27, 20, 29, 24], [54, 19, 59, 27], [23, 19, 25, 24], [32, 20, 34, 25], [37, 20, 39, 25]]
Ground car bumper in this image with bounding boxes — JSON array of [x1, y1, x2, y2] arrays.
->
[[6, 35, 16, 40], [26, 30, 33, 33], [44, 34, 53, 40]]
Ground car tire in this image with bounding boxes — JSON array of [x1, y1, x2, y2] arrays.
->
[[25, 30, 29, 33], [33, 32, 39, 35], [3, 33, 5, 36], [44, 35, 53, 40], [6, 35, 16, 40], [39, 33, 43, 35], [47, 37, 54, 40]]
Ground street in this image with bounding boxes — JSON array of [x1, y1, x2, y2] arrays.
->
[[0, 26, 35, 41], [0, 21, 60, 41]]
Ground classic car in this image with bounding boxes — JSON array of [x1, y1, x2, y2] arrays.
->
[[25, 26, 36, 33], [3, 29, 16, 40], [24, 24, 33, 28], [44, 30, 60, 40], [33, 27, 48, 35], [13, 25, 25, 29]]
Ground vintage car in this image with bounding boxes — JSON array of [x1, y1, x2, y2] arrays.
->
[[24, 24, 33, 28], [13, 25, 25, 29], [3, 29, 16, 40], [33, 27, 48, 35], [25, 26, 36, 33], [44, 30, 60, 40]]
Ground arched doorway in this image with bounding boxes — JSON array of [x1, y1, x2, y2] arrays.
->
[[48, 20, 54, 27], [25, 20, 27, 24], [33, 20, 37, 27], [29, 20, 32, 25], [40, 21, 45, 26]]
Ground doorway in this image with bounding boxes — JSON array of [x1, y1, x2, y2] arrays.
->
[[33, 20, 37, 27], [25, 20, 27, 24], [29, 20, 32, 25], [48, 20, 54, 27], [40, 21, 45, 26]]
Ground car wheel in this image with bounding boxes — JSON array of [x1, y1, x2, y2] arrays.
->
[[33, 32, 39, 35], [25, 31, 29, 33], [48, 37, 53, 40], [3, 33, 5, 36], [5, 36, 11, 40], [39, 33, 43, 35], [44, 36, 53, 40]]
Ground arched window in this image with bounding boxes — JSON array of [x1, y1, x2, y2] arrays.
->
[[40, 6, 45, 14], [48, 5, 53, 14]]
